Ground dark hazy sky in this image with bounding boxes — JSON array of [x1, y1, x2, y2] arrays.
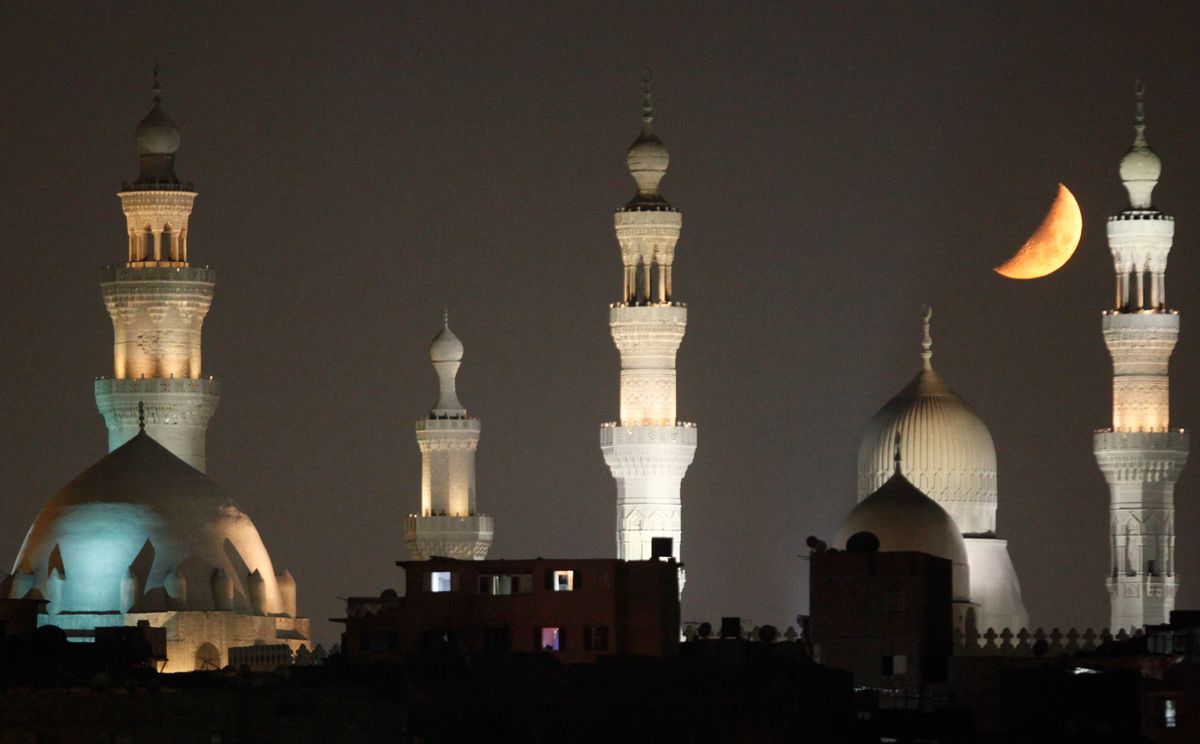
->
[[3, 2, 1200, 646]]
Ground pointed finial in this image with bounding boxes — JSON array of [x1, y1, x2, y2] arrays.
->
[[443, 305, 449, 327], [1134, 79, 1146, 125], [641, 67, 654, 128], [152, 64, 162, 104], [893, 431, 903, 476], [920, 304, 933, 371], [137, 401, 146, 430]]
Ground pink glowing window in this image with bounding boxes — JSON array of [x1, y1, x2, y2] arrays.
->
[[540, 627, 560, 651]]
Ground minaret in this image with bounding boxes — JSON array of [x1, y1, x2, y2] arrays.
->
[[600, 72, 697, 585], [94, 69, 219, 472], [405, 313, 493, 560], [1095, 82, 1189, 631]]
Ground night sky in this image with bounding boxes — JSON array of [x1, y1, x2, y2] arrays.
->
[[3, 3, 1200, 647]]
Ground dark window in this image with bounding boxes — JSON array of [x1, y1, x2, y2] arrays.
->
[[594, 625, 609, 651], [483, 626, 510, 651], [365, 631, 398, 652], [583, 625, 593, 651]]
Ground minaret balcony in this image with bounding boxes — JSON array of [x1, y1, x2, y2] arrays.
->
[[102, 264, 215, 284]]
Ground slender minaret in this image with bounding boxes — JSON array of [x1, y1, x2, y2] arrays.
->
[[405, 313, 493, 560], [95, 69, 219, 472], [600, 72, 697, 586], [1095, 82, 1189, 631]]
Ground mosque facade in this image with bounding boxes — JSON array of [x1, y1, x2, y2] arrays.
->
[[1, 74, 309, 672], [599, 73, 697, 586], [1095, 85, 1189, 631]]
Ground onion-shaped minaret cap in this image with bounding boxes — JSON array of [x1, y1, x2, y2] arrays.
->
[[1119, 80, 1161, 209], [625, 68, 670, 205], [430, 309, 464, 363], [135, 65, 181, 155]]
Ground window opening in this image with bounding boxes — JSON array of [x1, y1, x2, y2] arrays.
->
[[430, 571, 452, 593]]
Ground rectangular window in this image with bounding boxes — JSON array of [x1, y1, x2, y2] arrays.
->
[[478, 574, 532, 594], [553, 570, 574, 592], [882, 654, 907, 676], [430, 571, 452, 593], [1165, 699, 1177, 728], [593, 625, 609, 651], [540, 627, 561, 651]]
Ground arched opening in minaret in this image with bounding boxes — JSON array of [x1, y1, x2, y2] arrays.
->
[[141, 225, 154, 262], [161, 225, 174, 263]]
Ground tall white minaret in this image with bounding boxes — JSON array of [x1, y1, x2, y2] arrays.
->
[[600, 72, 697, 586], [95, 69, 219, 472], [405, 313, 493, 560], [1095, 82, 1189, 632]]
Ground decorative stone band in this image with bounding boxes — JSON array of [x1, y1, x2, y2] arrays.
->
[[118, 189, 197, 214], [610, 304, 688, 352], [1102, 313, 1179, 371], [1106, 212, 1174, 273], [404, 514, 494, 561], [416, 418, 480, 452], [1094, 430, 1189, 479], [614, 209, 682, 264], [954, 625, 1149, 657], [95, 377, 219, 472], [600, 423, 697, 478], [102, 264, 215, 284]]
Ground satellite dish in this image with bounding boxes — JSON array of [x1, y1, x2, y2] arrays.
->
[[846, 531, 881, 553]]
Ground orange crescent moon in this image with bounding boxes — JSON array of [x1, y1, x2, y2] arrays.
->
[[994, 183, 1083, 279]]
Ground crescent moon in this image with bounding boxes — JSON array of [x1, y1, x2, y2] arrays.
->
[[994, 183, 1083, 279]]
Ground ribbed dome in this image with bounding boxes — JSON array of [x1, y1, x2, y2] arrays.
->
[[837, 472, 971, 600], [1120, 133, 1160, 209], [8, 430, 286, 617], [857, 366, 997, 535], [430, 322, 464, 363], [627, 133, 669, 198], [135, 103, 181, 155]]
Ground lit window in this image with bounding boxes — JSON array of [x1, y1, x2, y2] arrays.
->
[[540, 627, 560, 651], [553, 570, 574, 592], [1165, 699, 1177, 728], [430, 571, 452, 593]]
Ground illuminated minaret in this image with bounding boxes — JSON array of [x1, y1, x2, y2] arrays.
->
[[95, 69, 219, 472], [1095, 82, 1189, 631], [405, 314, 493, 560], [600, 72, 697, 585]]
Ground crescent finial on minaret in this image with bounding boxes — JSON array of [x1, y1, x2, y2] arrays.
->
[[137, 401, 146, 430], [152, 64, 162, 104], [893, 430, 903, 476], [921, 304, 933, 371]]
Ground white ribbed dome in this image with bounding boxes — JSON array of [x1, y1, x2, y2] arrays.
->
[[627, 134, 669, 196], [1120, 133, 1160, 209], [857, 366, 997, 535], [837, 472, 971, 600]]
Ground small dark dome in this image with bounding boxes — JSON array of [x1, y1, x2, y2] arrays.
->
[[135, 103, 181, 155]]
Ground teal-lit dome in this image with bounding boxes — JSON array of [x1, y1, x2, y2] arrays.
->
[[7, 430, 286, 617]]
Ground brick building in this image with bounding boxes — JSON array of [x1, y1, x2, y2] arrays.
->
[[340, 557, 679, 664]]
